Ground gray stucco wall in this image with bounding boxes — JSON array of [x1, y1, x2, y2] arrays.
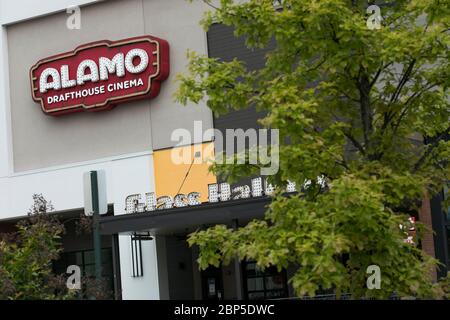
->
[[7, 0, 212, 171]]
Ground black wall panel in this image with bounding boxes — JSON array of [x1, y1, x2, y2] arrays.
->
[[207, 24, 274, 134], [206, 24, 276, 184]]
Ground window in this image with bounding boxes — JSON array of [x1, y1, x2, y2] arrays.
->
[[243, 261, 288, 300], [53, 247, 114, 298]]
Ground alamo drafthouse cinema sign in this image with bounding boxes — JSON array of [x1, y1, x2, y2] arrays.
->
[[30, 35, 170, 116]]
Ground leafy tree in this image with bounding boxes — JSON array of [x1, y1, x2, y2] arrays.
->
[[0, 194, 112, 300], [0, 194, 70, 299], [176, 0, 450, 298]]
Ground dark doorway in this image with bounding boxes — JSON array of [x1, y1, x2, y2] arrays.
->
[[201, 266, 224, 300]]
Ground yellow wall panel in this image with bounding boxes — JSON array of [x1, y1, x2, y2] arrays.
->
[[153, 142, 216, 203]]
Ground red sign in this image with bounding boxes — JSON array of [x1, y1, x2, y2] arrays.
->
[[30, 35, 169, 116]]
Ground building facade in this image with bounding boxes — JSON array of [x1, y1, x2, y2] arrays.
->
[[0, 0, 448, 300]]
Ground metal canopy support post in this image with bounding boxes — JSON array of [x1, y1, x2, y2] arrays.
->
[[111, 234, 122, 300], [91, 171, 102, 281], [232, 219, 244, 300]]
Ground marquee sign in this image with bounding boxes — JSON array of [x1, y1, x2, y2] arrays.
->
[[125, 177, 298, 214], [125, 176, 330, 214], [30, 35, 170, 116]]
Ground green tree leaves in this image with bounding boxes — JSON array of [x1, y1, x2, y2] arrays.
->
[[0, 194, 69, 300], [178, 0, 449, 298]]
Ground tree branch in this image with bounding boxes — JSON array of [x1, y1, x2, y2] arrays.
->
[[344, 131, 366, 155], [391, 82, 440, 135], [413, 127, 450, 171], [389, 59, 416, 105], [357, 71, 373, 149]]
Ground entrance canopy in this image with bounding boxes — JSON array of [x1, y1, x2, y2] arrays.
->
[[99, 197, 270, 236]]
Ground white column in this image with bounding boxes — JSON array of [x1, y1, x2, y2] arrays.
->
[[112, 154, 161, 300], [118, 234, 161, 300], [0, 26, 12, 177]]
